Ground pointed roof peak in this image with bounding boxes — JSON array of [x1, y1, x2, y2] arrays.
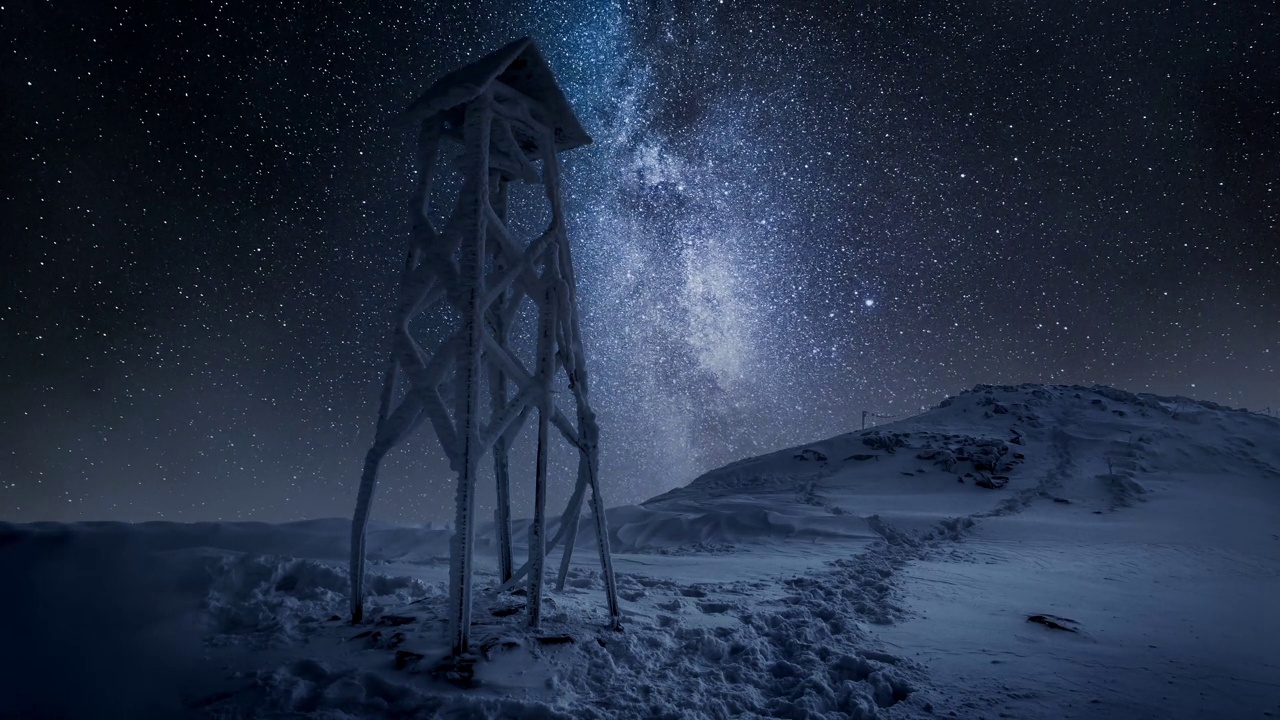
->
[[406, 37, 591, 153]]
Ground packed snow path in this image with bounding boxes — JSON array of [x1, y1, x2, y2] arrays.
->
[[2, 384, 1278, 719]]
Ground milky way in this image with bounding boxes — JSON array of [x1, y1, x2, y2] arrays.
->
[[1, 1, 1276, 522]]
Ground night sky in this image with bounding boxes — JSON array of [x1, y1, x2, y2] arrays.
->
[[2, 1, 1276, 524]]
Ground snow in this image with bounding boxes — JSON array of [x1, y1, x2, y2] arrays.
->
[[2, 384, 1279, 719]]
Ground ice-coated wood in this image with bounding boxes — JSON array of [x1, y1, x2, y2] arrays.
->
[[349, 39, 620, 654]]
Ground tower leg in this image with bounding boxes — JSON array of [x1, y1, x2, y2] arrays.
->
[[528, 278, 559, 628], [350, 115, 442, 625], [489, 174, 515, 583], [349, 451, 387, 623], [554, 485, 581, 591], [585, 421, 622, 629], [491, 364, 515, 583], [446, 93, 491, 657], [350, 393, 426, 621]]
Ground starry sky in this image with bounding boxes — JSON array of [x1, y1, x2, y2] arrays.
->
[[2, 0, 1276, 524]]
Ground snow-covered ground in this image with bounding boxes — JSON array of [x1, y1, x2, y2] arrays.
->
[[2, 384, 1278, 719]]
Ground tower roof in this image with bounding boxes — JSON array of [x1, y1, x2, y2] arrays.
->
[[405, 37, 591, 153]]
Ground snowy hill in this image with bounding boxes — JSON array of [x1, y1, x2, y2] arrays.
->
[[1, 384, 1278, 719], [601, 382, 1279, 555]]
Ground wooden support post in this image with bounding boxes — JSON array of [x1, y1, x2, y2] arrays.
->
[[446, 92, 491, 656], [350, 115, 441, 624], [489, 175, 515, 584], [528, 271, 558, 628]]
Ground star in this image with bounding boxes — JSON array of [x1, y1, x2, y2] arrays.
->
[[0, 0, 1274, 522]]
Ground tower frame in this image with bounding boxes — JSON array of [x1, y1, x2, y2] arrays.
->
[[348, 38, 620, 657]]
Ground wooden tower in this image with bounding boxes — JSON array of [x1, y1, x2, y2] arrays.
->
[[348, 37, 620, 656]]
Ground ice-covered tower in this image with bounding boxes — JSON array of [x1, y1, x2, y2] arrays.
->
[[348, 37, 620, 656]]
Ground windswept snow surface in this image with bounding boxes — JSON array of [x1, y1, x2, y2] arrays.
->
[[2, 384, 1278, 719]]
